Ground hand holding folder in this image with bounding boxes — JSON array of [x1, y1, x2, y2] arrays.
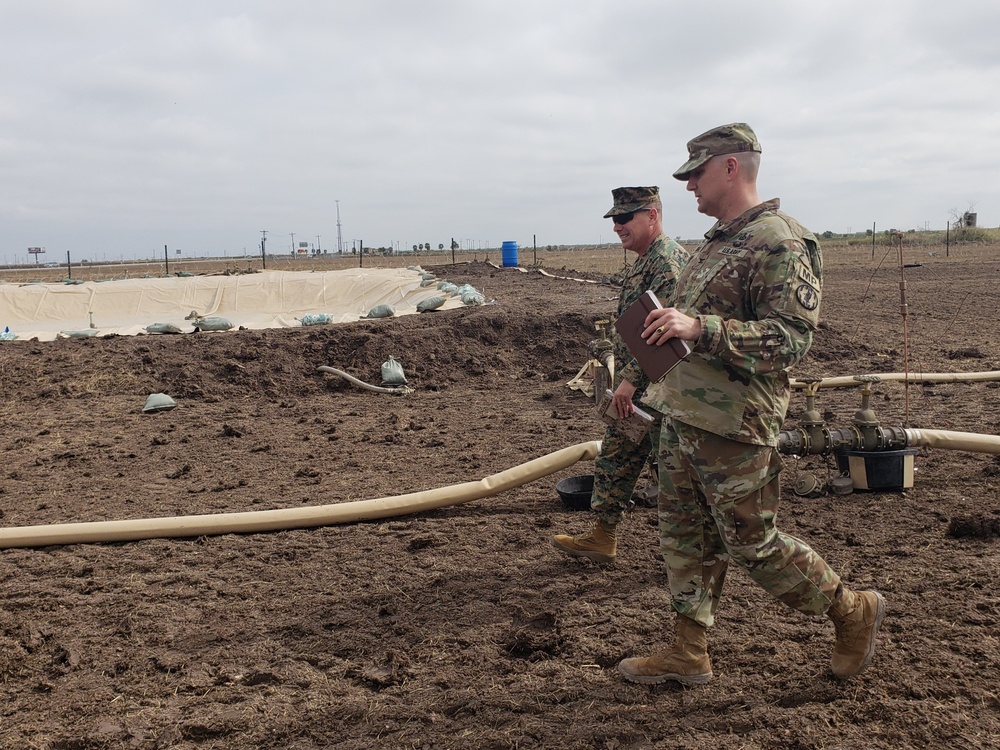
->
[[613, 291, 692, 382]]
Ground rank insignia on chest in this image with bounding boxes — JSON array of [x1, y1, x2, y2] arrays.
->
[[796, 283, 819, 310]]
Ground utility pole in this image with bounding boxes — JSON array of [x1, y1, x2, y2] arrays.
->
[[316, 235, 322, 254], [260, 229, 268, 269], [336, 200, 343, 253], [290, 232, 295, 255]]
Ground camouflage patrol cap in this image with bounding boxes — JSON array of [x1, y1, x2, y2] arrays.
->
[[603, 186, 660, 218], [672, 123, 761, 180]]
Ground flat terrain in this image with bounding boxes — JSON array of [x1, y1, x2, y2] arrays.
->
[[1, 241, 999, 749]]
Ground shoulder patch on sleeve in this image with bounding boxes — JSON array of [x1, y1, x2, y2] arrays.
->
[[797, 265, 820, 289], [796, 283, 819, 310]]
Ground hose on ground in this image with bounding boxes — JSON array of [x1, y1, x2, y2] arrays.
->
[[0, 441, 602, 549], [317, 365, 414, 394]]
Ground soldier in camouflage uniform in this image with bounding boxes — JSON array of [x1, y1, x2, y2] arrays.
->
[[552, 187, 688, 564], [617, 124, 886, 685]]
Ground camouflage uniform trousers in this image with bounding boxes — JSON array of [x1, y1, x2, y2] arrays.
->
[[656, 419, 841, 628], [591, 403, 661, 527]]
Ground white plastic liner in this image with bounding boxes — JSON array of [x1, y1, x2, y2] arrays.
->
[[0, 268, 464, 341]]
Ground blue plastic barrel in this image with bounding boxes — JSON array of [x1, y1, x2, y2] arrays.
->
[[501, 240, 519, 267]]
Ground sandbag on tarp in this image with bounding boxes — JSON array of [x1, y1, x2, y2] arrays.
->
[[192, 316, 234, 331], [145, 322, 184, 334], [365, 304, 395, 319], [58, 329, 100, 338], [417, 296, 446, 312], [298, 313, 333, 326]]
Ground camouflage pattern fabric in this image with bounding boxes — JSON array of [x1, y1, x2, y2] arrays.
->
[[590, 233, 688, 521], [603, 185, 660, 218], [614, 234, 690, 393], [643, 199, 821, 447], [591, 409, 661, 525], [656, 420, 842, 627], [644, 200, 839, 625], [672, 122, 761, 181]]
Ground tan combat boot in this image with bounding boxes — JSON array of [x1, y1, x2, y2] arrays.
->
[[618, 616, 713, 685], [551, 520, 617, 563], [828, 588, 886, 678]]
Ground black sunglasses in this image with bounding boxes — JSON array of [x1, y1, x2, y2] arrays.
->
[[612, 210, 645, 225]]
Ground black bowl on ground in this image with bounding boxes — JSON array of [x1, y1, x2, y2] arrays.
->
[[556, 475, 594, 511]]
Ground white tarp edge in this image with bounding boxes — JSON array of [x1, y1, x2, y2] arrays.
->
[[0, 268, 463, 341]]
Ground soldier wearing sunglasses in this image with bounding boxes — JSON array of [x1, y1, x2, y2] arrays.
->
[[552, 186, 688, 564]]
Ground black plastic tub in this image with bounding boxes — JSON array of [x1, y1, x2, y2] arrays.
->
[[556, 475, 594, 511]]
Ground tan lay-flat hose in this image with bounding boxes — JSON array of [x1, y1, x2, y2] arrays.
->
[[791, 370, 1000, 389], [0, 441, 602, 549], [904, 429, 1000, 455]]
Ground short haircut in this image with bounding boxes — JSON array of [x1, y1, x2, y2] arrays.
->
[[734, 151, 760, 181]]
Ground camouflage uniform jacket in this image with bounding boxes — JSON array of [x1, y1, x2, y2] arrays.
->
[[614, 233, 689, 392], [643, 199, 822, 446]]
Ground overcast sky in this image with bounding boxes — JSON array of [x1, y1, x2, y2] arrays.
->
[[2, 1, 998, 265]]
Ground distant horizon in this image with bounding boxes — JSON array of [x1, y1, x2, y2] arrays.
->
[[4, 224, 995, 272], [6, 218, 993, 267]]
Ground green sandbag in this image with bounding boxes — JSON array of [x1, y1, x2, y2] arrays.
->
[[299, 313, 333, 326], [381, 355, 407, 386], [145, 322, 183, 334], [192, 316, 234, 331], [59, 329, 100, 338], [365, 304, 395, 319], [416, 296, 446, 313]]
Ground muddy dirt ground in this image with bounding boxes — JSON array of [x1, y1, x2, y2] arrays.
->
[[1, 244, 998, 749]]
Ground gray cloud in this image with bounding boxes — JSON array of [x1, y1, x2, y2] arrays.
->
[[1, 0, 997, 263]]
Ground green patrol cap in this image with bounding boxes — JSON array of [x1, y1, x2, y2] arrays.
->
[[603, 186, 659, 218], [673, 123, 761, 181]]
